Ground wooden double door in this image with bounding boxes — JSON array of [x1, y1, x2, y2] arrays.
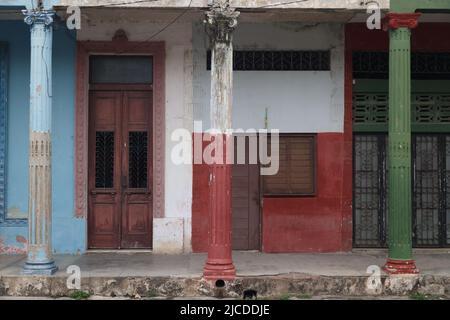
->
[[88, 90, 153, 249]]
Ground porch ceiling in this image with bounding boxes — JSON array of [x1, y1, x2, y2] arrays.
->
[[1, 0, 390, 24], [71, 7, 450, 24], [56, 7, 365, 24], [55, 0, 390, 11]]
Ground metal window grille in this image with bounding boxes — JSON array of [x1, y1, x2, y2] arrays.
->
[[207, 50, 330, 71], [354, 133, 450, 247], [128, 131, 148, 189], [353, 51, 450, 80], [95, 131, 115, 189], [353, 134, 387, 247]]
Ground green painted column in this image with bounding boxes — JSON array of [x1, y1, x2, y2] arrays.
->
[[384, 13, 420, 274]]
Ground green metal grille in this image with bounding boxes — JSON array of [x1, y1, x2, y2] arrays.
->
[[413, 94, 450, 123], [353, 93, 450, 132], [353, 94, 388, 125]]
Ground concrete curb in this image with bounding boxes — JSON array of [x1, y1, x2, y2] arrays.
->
[[1, 273, 450, 298]]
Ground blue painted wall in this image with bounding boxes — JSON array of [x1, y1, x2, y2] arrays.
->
[[0, 19, 85, 254]]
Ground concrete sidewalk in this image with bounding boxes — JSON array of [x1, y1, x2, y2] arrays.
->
[[1, 251, 450, 298], [2, 250, 450, 277]]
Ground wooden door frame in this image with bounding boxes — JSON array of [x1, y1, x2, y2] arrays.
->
[[74, 33, 165, 234]]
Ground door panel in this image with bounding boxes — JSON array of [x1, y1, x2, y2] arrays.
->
[[413, 135, 443, 247], [413, 134, 450, 247], [121, 92, 153, 248], [232, 135, 260, 250], [446, 136, 450, 245], [88, 91, 152, 249], [88, 92, 122, 248], [353, 135, 387, 247]]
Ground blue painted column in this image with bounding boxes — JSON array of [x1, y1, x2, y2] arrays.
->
[[22, 8, 57, 275]]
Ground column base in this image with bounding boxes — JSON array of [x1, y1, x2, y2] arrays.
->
[[22, 261, 58, 275], [383, 258, 419, 275], [203, 261, 236, 281]]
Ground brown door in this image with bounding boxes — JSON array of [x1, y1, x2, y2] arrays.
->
[[232, 136, 261, 250], [88, 90, 153, 249]]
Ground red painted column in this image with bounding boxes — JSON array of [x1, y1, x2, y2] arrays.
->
[[203, 1, 239, 280], [204, 136, 235, 279]]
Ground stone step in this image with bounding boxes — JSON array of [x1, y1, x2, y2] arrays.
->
[[1, 274, 449, 298]]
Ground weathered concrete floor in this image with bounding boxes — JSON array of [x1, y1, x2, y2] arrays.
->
[[1, 251, 450, 298], [2, 250, 450, 277]]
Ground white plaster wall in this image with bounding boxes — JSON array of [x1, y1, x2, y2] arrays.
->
[[77, 16, 193, 253], [193, 22, 345, 133]]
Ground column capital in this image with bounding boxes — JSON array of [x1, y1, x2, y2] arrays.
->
[[205, 1, 240, 43], [22, 9, 55, 26], [383, 12, 421, 30]]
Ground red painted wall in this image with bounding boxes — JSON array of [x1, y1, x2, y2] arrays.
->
[[346, 23, 450, 52], [262, 133, 350, 252], [192, 163, 210, 252], [192, 131, 353, 253], [192, 134, 211, 252]]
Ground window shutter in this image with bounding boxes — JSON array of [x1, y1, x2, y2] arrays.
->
[[263, 135, 316, 196]]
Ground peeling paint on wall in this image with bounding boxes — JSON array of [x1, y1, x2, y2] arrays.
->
[[273, 22, 321, 33], [0, 20, 81, 254], [0, 236, 27, 254], [7, 206, 27, 219]]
